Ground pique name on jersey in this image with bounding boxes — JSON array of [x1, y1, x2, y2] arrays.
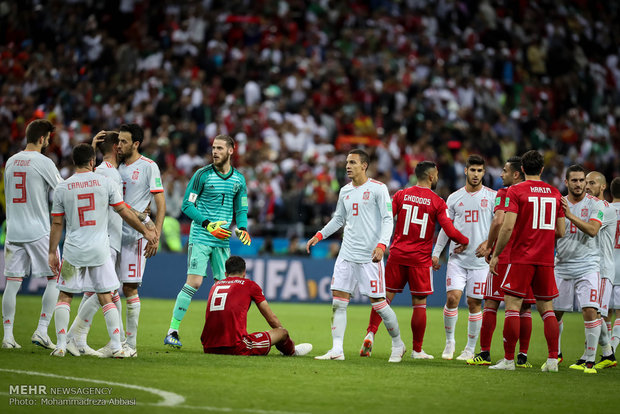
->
[[67, 179, 102, 190], [530, 187, 552, 193], [12, 159, 31, 166], [403, 194, 431, 205]]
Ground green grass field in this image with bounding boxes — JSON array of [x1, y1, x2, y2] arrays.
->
[[0, 295, 618, 414]]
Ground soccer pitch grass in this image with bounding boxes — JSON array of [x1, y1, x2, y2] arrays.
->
[[0, 296, 617, 414]]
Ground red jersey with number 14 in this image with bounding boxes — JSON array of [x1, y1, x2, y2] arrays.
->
[[389, 186, 469, 267], [505, 180, 564, 266], [201, 277, 266, 349]]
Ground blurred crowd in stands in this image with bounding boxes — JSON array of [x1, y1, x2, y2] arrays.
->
[[1, 0, 620, 249]]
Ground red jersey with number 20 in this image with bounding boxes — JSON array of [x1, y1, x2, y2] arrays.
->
[[505, 180, 564, 266], [389, 186, 469, 267], [201, 277, 266, 349]]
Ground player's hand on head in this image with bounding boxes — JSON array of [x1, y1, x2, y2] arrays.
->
[[235, 228, 251, 245], [431, 256, 440, 270], [91, 130, 106, 148], [203, 220, 231, 240]]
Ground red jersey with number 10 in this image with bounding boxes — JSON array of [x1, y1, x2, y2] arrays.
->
[[505, 180, 564, 266], [201, 277, 266, 349], [389, 186, 469, 267]]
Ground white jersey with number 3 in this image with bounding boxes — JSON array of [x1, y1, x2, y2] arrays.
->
[[4, 151, 62, 243], [52, 172, 124, 267], [118, 156, 163, 244], [95, 161, 123, 253], [432, 186, 496, 269], [555, 194, 604, 278], [318, 178, 393, 263]]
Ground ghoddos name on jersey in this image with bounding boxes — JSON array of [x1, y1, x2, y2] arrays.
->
[[403, 194, 431, 205]]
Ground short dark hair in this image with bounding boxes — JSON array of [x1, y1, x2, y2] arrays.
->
[[348, 149, 370, 170], [507, 156, 525, 180], [119, 123, 144, 145], [225, 255, 246, 276], [415, 161, 436, 180], [521, 150, 544, 175], [26, 119, 55, 144], [610, 177, 620, 199], [213, 134, 235, 149], [466, 154, 485, 168], [96, 131, 119, 155], [565, 164, 586, 180], [72, 143, 95, 168]]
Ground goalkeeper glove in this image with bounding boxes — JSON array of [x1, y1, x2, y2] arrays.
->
[[235, 228, 251, 246], [202, 220, 231, 240]]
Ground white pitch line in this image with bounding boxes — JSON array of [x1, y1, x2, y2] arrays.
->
[[0, 368, 184, 406], [141, 402, 311, 414]]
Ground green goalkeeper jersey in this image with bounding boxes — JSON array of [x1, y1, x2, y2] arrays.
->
[[181, 164, 248, 248]]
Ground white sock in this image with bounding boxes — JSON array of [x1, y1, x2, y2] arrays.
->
[[606, 320, 612, 337], [611, 320, 620, 351], [331, 297, 348, 353], [467, 311, 483, 351], [373, 300, 402, 346], [68, 293, 100, 346], [102, 303, 121, 352], [112, 291, 125, 342], [558, 319, 563, 354], [54, 302, 71, 350], [584, 319, 602, 362], [36, 278, 59, 334], [599, 317, 613, 356], [2, 278, 22, 341], [125, 295, 141, 348], [443, 306, 458, 343], [76, 292, 94, 315]]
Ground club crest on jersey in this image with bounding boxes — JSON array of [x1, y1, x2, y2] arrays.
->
[[132, 170, 140, 181], [481, 199, 488, 208], [581, 208, 588, 218], [233, 183, 240, 192], [363, 191, 370, 200]]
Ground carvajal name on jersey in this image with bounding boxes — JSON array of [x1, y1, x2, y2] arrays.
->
[[67, 179, 102, 190], [403, 194, 431, 205]]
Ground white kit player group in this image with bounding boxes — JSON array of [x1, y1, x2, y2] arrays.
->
[[3, 119, 620, 373]]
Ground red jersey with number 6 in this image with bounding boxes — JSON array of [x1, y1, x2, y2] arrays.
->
[[505, 180, 564, 265], [389, 186, 469, 267], [201, 277, 266, 349]]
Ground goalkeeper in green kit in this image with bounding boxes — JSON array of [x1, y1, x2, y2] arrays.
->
[[164, 135, 251, 349]]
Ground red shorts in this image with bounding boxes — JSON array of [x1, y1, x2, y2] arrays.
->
[[386, 260, 433, 296], [485, 264, 536, 304], [500, 264, 558, 300], [204, 331, 272, 356]]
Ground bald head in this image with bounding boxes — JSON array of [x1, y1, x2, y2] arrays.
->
[[585, 171, 607, 199]]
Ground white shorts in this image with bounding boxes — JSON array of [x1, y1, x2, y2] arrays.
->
[[609, 285, 620, 311], [445, 262, 488, 300], [83, 248, 121, 293], [118, 238, 147, 285], [4, 236, 58, 278], [599, 278, 613, 317], [553, 272, 600, 312], [331, 257, 386, 299], [57, 258, 120, 294]]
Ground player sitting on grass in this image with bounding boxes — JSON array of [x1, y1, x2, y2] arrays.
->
[[200, 256, 311, 357]]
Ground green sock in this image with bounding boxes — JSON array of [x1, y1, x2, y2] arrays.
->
[[170, 284, 197, 331]]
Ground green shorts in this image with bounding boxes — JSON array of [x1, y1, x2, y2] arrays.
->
[[187, 244, 230, 281]]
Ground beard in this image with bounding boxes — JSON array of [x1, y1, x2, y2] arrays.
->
[[214, 153, 230, 168], [431, 179, 438, 190]]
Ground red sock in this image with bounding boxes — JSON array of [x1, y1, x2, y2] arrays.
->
[[542, 310, 559, 359], [411, 304, 427, 352], [503, 311, 520, 361], [518, 310, 532, 354], [276, 336, 295, 356], [367, 297, 391, 334], [480, 307, 497, 352]]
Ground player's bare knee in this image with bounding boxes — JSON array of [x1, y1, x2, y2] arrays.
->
[[186, 274, 203, 289], [446, 291, 460, 308], [582, 307, 598, 321], [466, 297, 481, 312]]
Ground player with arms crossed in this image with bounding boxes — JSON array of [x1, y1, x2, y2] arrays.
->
[[201, 256, 311, 356], [488, 150, 565, 371], [117, 123, 165, 357], [48, 144, 156, 357], [468, 156, 534, 367], [609, 177, 620, 353], [361, 161, 469, 359], [307, 149, 405, 362], [583, 171, 616, 369], [554, 165, 605, 374], [2, 119, 62, 350], [165, 134, 250, 349], [432, 155, 496, 361]]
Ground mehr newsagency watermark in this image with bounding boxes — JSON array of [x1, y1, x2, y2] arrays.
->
[[7, 384, 136, 406]]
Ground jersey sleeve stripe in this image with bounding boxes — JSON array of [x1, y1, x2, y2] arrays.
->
[[590, 218, 602, 225], [109, 201, 124, 207], [150, 189, 164, 193], [51, 213, 65, 216]]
